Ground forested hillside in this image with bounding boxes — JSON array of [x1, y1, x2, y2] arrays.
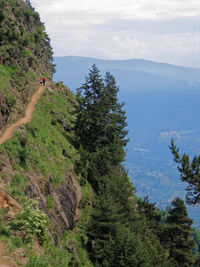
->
[[0, 0, 199, 266], [53, 55, 200, 228]]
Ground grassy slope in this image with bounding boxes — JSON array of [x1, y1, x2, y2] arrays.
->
[[0, 0, 53, 126], [0, 82, 93, 266]]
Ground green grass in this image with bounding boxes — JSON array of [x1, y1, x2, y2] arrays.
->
[[0, 83, 94, 265], [26, 242, 77, 267], [1, 86, 78, 186], [46, 195, 55, 210], [6, 173, 29, 197]]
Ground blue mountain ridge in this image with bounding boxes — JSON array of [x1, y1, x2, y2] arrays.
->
[[53, 56, 200, 228]]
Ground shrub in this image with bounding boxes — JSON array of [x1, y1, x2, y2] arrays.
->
[[5, 93, 16, 108], [12, 236, 23, 248], [0, 222, 11, 237], [10, 198, 47, 244]]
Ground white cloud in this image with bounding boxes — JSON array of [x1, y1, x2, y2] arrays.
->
[[31, 0, 200, 20], [159, 130, 194, 139], [30, 0, 200, 67], [133, 147, 149, 153]]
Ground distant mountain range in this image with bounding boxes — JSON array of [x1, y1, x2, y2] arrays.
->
[[53, 56, 200, 228], [54, 56, 200, 92]]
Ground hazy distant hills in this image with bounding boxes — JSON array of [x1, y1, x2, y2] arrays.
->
[[54, 56, 200, 92], [53, 56, 200, 227]]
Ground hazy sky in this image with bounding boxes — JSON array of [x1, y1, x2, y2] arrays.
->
[[31, 0, 200, 67]]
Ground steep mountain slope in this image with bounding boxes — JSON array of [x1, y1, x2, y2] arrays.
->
[[0, 81, 93, 265], [0, 0, 54, 130], [0, 2, 199, 266], [0, 84, 46, 144], [0, 1, 93, 265]]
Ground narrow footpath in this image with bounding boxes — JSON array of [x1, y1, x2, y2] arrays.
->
[[0, 85, 46, 145]]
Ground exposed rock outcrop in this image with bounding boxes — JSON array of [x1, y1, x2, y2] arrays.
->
[[24, 171, 82, 244], [0, 189, 21, 213]]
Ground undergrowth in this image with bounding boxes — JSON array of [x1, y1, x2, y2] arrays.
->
[[0, 84, 93, 266]]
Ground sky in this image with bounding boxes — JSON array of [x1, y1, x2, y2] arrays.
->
[[31, 0, 200, 68]]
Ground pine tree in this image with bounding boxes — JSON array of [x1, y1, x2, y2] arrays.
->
[[170, 139, 200, 205], [137, 196, 163, 237], [163, 197, 195, 266], [76, 66, 171, 266], [105, 225, 155, 267], [86, 186, 122, 265], [75, 66, 129, 190], [103, 72, 128, 147], [75, 66, 128, 154], [87, 174, 146, 267], [75, 64, 105, 152]]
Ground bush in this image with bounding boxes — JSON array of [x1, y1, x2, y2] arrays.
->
[[0, 222, 11, 236], [10, 198, 47, 244], [5, 93, 16, 108], [12, 236, 23, 248]]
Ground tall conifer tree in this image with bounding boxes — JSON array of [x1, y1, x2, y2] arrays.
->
[[75, 66, 171, 266], [170, 139, 200, 205], [164, 198, 195, 266], [75, 64, 105, 152], [75, 65, 128, 155]]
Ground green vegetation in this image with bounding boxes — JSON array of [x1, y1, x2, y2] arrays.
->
[[0, 0, 54, 127], [0, 82, 93, 265], [0, 0, 53, 70], [0, 62, 198, 267], [162, 198, 195, 266], [74, 65, 200, 266], [10, 198, 47, 244], [0, 0, 199, 265], [75, 65, 171, 266], [46, 195, 55, 210], [170, 139, 200, 205]]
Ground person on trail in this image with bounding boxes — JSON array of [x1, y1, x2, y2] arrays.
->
[[40, 78, 43, 86], [42, 78, 46, 86]]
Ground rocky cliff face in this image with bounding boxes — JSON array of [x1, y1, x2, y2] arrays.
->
[[25, 170, 82, 244], [0, 157, 81, 245]]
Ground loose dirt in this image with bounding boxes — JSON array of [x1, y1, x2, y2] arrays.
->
[[0, 85, 46, 145]]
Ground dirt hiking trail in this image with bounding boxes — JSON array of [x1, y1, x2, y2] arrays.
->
[[0, 85, 46, 145]]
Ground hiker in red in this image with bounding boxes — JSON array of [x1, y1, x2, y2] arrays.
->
[[40, 78, 46, 86], [42, 78, 46, 86]]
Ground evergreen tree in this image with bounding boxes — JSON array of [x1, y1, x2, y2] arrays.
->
[[86, 185, 122, 265], [86, 168, 171, 266], [76, 66, 171, 266], [170, 139, 200, 205], [163, 197, 195, 266], [75, 66, 129, 191], [75, 65, 128, 154], [105, 226, 155, 267], [137, 196, 163, 237], [103, 72, 128, 147], [75, 64, 106, 152]]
